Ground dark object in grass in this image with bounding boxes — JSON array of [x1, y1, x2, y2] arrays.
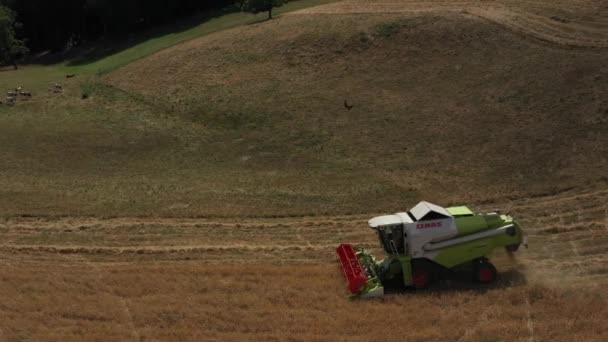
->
[[344, 99, 354, 110]]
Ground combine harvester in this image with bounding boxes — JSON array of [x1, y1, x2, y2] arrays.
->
[[337, 201, 526, 298]]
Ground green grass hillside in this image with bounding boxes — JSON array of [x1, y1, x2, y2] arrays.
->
[[1, 6, 607, 217]]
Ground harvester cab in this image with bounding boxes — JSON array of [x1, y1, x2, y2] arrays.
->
[[336, 201, 525, 298]]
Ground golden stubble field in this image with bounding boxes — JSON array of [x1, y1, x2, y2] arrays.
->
[[1, 184, 608, 341]]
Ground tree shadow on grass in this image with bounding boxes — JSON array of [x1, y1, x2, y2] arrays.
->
[[29, 7, 254, 68]]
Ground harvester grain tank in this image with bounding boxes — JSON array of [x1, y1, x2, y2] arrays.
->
[[336, 201, 526, 298]]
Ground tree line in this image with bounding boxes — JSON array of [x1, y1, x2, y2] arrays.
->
[[0, 0, 284, 67]]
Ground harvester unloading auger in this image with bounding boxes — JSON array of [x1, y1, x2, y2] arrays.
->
[[336, 201, 526, 298]]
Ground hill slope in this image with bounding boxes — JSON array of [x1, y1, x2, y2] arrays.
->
[[107, 7, 608, 215], [0, 0, 606, 218]]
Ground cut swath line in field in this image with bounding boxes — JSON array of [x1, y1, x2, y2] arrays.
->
[[0, 243, 359, 256], [528, 207, 608, 225], [509, 189, 608, 210], [515, 204, 608, 222], [542, 232, 608, 244], [529, 222, 607, 237]]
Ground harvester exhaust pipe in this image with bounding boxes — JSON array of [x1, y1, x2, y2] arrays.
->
[[423, 224, 515, 251]]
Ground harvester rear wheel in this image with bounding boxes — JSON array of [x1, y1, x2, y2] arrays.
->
[[473, 260, 497, 284]]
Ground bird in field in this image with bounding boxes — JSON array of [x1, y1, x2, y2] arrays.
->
[[344, 99, 354, 110]]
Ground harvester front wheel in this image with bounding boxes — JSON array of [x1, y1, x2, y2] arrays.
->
[[411, 264, 433, 289], [473, 260, 497, 284]]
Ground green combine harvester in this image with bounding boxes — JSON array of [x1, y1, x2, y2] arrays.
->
[[336, 201, 526, 298]]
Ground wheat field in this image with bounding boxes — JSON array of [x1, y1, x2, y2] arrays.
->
[[2, 184, 608, 340]]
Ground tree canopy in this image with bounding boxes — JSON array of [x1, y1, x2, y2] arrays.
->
[[0, 4, 27, 68], [0, 0, 296, 61], [0, 0, 237, 53], [240, 0, 284, 19]]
